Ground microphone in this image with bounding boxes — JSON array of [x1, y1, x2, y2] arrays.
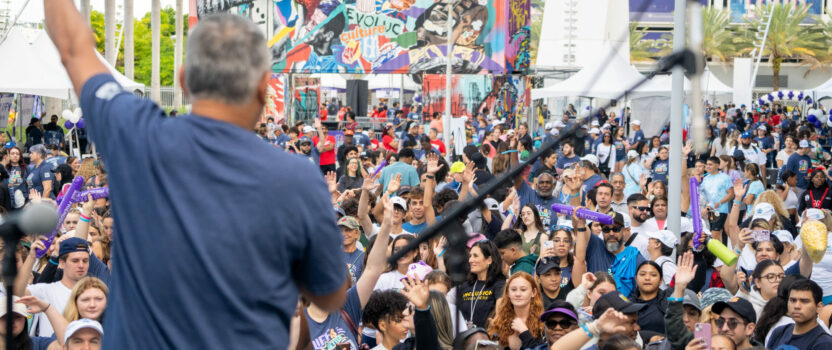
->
[[0, 202, 59, 240], [687, 0, 706, 154]]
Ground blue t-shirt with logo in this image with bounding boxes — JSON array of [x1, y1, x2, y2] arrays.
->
[[307, 287, 362, 350], [26, 162, 53, 197], [517, 181, 560, 228], [344, 248, 364, 285], [81, 74, 346, 349], [700, 172, 734, 213], [652, 159, 669, 183], [785, 153, 812, 189]]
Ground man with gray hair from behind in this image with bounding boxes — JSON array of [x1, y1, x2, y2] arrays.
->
[[44, 3, 348, 349]]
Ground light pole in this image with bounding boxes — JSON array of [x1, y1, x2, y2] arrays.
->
[[443, 1, 454, 158]]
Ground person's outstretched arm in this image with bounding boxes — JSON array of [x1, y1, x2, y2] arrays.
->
[[44, 0, 110, 94], [666, 252, 697, 350], [356, 196, 393, 308], [400, 278, 441, 350], [18, 295, 68, 345]]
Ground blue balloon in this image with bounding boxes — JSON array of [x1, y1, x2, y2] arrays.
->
[[75, 119, 84, 129], [758, 99, 765, 105], [807, 98, 814, 105], [777, 91, 784, 99], [798, 92, 804, 100], [767, 94, 774, 101], [815, 121, 823, 128], [64, 120, 74, 129], [787, 91, 794, 99], [808, 114, 818, 123]]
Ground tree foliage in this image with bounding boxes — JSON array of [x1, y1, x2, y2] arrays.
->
[[89, 7, 187, 86]]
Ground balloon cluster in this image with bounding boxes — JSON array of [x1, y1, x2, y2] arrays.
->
[[757, 90, 812, 106], [808, 114, 824, 129], [62, 108, 84, 129]]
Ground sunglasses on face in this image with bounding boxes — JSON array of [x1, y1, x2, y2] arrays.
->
[[714, 317, 744, 330], [602, 226, 624, 233], [632, 206, 650, 212], [545, 319, 577, 330]]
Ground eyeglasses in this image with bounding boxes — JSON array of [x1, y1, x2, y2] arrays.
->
[[602, 226, 624, 233], [714, 317, 744, 330], [762, 273, 786, 283], [632, 206, 650, 212], [551, 225, 573, 233], [546, 319, 577, 330]]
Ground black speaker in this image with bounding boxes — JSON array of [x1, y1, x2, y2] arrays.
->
[[346, 80, 368, 117]]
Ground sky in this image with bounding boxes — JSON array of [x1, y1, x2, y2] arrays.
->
[[9, 0, 188, 23]]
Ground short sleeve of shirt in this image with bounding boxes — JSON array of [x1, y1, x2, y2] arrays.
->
[[296, 179, 349, 296], [80, 74, 166, 153], [344, 287, 362, 323]]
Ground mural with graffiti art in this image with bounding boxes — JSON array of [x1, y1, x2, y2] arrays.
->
[[261, 74, 287, 123], [422, 74, 491, 118], [293, 76, 321, 121], [193, 0, 529, 75]]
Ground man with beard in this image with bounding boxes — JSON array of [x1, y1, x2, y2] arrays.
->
[[555, 140, 580, 176], [730, 131, 767, 182], [574, 209, 645, 297], [624, 193, 652, 259], [514, 171, 560, 228]]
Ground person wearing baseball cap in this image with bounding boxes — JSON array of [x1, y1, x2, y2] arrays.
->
[[295, 136, 319, 165], [657, 251, 704, 350], [733, 131, 767, 182], [0, 295, 63, 349], [338, 216, 364, 283], [630, 120, 644, 145], [535, 256, 574, 309], [712, 296, 760, 349], [64, 318, 104, 350], [645, 230, 677, 286], [17, 236, 109, 337]]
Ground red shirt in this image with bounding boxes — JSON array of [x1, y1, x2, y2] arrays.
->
[[312, 135, 337, 165], [382, 135, 396, 152], [430, 139, 446, 155], [320, 108, 328, 121]]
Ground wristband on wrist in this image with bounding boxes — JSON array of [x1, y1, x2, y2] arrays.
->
[[80, 217, 90, 223], [415, 305, 430, 312], [580, 323, 594, 339], [732, 200, 742, 205], [79, 213, 92, 220], [667, 296, 684, 302]]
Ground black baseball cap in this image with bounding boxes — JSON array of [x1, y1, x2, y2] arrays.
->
[[592, 292, 646, 317], [712, 297, 756, 324], [611, 212, 625, 226], [535, 256, 561, 275]]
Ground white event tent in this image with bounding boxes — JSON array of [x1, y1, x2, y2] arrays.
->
[[0, 27, 144, 100]]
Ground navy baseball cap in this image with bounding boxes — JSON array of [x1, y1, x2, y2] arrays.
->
[[592, 292, 646, 316], [298, 136, 312, 145], [712, 296, 756, 324], [59, 237, 90, 257], [741, 131, 752, 138]]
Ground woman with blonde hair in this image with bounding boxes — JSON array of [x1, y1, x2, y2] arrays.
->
[[487, 272, 545, 349], [77, 158, 96, 185], [62, 276, 108, 322], [428, 291, 455, 350]]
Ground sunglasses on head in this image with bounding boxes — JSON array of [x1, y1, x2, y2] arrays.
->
[[545, 319, 577, 330], [602, 226, 624, 233]]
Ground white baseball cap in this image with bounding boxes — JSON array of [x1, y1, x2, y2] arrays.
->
[[773, 230, 794, 245], [752, 203, 775, 221], [581, 154, 599, 167], [757, 125, 767, 131], [545, 122, 555, 130], [591, 121, 600, 127], [589, 128, 600, 134], [647, 230, 678, 248], [627, 150, 639, 160], [799, 140, 811, 148], [0, 296, 29, 319], [64, 319, 103, 344], [391, 196, 408, 211], [302, 125, 315, 133], [632, 120, 641, 126]]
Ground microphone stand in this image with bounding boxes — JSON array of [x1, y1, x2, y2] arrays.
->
[[388, 50, 696, 337]]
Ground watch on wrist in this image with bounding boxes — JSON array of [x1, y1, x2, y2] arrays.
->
[[576, 227, 587, 232], [425, 174, 435, 179]]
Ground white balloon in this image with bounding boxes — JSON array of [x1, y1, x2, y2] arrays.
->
[[68, 111, 81, 124], [73, 107, 82, 118], [61, 109, 72, 120]]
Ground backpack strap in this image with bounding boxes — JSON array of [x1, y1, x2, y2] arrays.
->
[[340, 309, 359, 338]]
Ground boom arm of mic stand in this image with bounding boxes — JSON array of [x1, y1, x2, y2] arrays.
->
[[387, 59, 688, 268]]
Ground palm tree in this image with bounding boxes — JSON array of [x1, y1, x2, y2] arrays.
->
[[630, 24, 656, 62], [743, 3, 825, 90], [702, 6, 742, 62], [803, 15, 832, 75], [173, 0, 184, 108], [124, 0, 134, 79], [151, 0, 161, 103]]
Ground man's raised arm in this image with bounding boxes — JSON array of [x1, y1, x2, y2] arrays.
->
[[45, 0, 110, 95]]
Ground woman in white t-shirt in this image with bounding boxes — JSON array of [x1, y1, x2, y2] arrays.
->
[[374, 235, 419, 292], [595, 132, 616, 176], [776, 135, 797, 168]]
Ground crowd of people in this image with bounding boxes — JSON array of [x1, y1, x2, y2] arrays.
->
[[17, 6, 832, 350], [248, 96, 832, 350]]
